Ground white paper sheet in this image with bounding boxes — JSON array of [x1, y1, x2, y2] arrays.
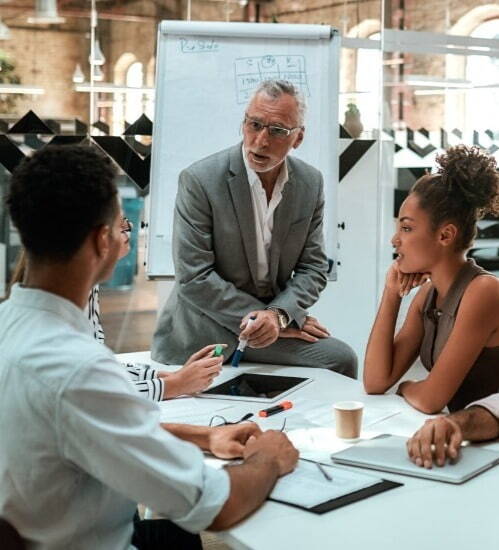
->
[[256, 411, 318, 431], [159, 397, 233, 424], [287, 429, 382, 465], [270, 459, 382, 509], [291, 398, 401, 428]]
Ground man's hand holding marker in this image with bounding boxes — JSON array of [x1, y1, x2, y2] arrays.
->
[[239, 311, 280, 349], [232, 317, 257, 367]]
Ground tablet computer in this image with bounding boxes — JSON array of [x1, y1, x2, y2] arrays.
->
[[331, 434, 499, 484], [199, 373, 312, 403]]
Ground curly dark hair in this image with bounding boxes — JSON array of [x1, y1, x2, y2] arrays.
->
[[411, 145, 499, 251], [7, 145, 118, 261]]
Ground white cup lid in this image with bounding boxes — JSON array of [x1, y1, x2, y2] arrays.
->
[[333, 400, 364, 411]]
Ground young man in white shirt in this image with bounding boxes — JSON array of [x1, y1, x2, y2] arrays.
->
[[0, 145, 298, 549], [407, 394, 499, 469]]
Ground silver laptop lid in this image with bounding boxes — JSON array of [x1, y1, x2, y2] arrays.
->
[[331, 434, 499, 484]]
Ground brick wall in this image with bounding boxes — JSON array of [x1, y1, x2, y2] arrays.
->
[[1, 24, 88, 120], [263, 0, 381, 29]]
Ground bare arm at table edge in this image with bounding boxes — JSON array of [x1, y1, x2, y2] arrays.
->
[[456, 405, 499, 441], [363, 270, 429, 394], [164, 424, 298, 531], [211, 430, 298, 530], [407, 404, 499, 468]]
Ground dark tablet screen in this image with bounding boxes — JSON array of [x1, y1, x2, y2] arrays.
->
[[202, 373, 308, 399]]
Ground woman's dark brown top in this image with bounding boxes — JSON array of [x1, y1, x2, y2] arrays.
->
[[420, 259, 499, 412]]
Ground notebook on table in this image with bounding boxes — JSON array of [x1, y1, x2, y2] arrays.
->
[[268, 458, 401, 514], [331, 434, 499, 484]]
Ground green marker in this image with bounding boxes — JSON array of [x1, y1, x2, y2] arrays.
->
[[212, 344, 224, 357]]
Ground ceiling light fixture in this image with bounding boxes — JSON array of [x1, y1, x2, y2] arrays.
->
[[72, 64, 84, 83], [89, 38, 105, 66], [93, 65, 104, 82], [0, 18, 11, 40], [27, 0, 65, 24]]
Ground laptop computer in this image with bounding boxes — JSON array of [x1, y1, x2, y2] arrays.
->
[[331, 434, 499, 484]]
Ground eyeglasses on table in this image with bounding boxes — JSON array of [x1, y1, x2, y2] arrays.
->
[[209, 413, 287, 432]]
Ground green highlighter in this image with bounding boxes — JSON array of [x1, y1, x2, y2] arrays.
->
[[212, 344, 224, 357]]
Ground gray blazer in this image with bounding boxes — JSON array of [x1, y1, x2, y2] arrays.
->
[[152, 143, 328, 364]]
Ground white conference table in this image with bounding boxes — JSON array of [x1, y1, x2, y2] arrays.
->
[[118, 352, 498, 550]]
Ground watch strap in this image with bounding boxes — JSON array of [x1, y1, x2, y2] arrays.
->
[[266, 307, 289, 329]]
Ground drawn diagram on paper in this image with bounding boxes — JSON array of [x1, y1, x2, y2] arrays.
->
[[234, 55, 310, 104]]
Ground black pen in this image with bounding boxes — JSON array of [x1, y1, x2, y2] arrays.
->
[[316, 462, 333, 482], [300, 458, 333, 482]]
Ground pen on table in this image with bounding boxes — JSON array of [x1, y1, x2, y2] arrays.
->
[[258, 401, 293, 417], [300, 458, 334, 482], [315, 462, 333, 482], [231, 316, 256, 367]]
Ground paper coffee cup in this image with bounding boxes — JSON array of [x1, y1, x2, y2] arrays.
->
[[333, 401, 364, 439]]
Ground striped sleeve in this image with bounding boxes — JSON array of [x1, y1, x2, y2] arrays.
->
[[121, 362, 164, 401], [134, 378, 165, 402], [86, 286, 105, 344], [122, 362, 159, 381]]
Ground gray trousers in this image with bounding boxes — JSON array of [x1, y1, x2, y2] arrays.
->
[[241, 336, 358, 379]]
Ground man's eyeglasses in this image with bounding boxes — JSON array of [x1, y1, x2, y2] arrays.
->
[[209, 413, 287, 432], [121, 217, 133, 234], [243, 115, 302, 139], [209, 413, 254, 427]]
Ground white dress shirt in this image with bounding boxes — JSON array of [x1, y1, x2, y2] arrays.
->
[[0, 285, 229, 550], [242, 146, 288, 289], [467, 393, 499, 418]]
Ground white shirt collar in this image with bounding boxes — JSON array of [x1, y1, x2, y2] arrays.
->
[[9, 283, 93, 337], [242, 145, 289, 192]]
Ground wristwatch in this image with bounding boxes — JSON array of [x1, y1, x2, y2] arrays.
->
[[266, 307, 289, 330]]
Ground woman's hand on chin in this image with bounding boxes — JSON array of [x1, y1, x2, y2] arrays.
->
[[385, 262, 429, 298]]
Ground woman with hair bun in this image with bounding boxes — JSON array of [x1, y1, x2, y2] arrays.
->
[[364, 145, 499, 414]]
